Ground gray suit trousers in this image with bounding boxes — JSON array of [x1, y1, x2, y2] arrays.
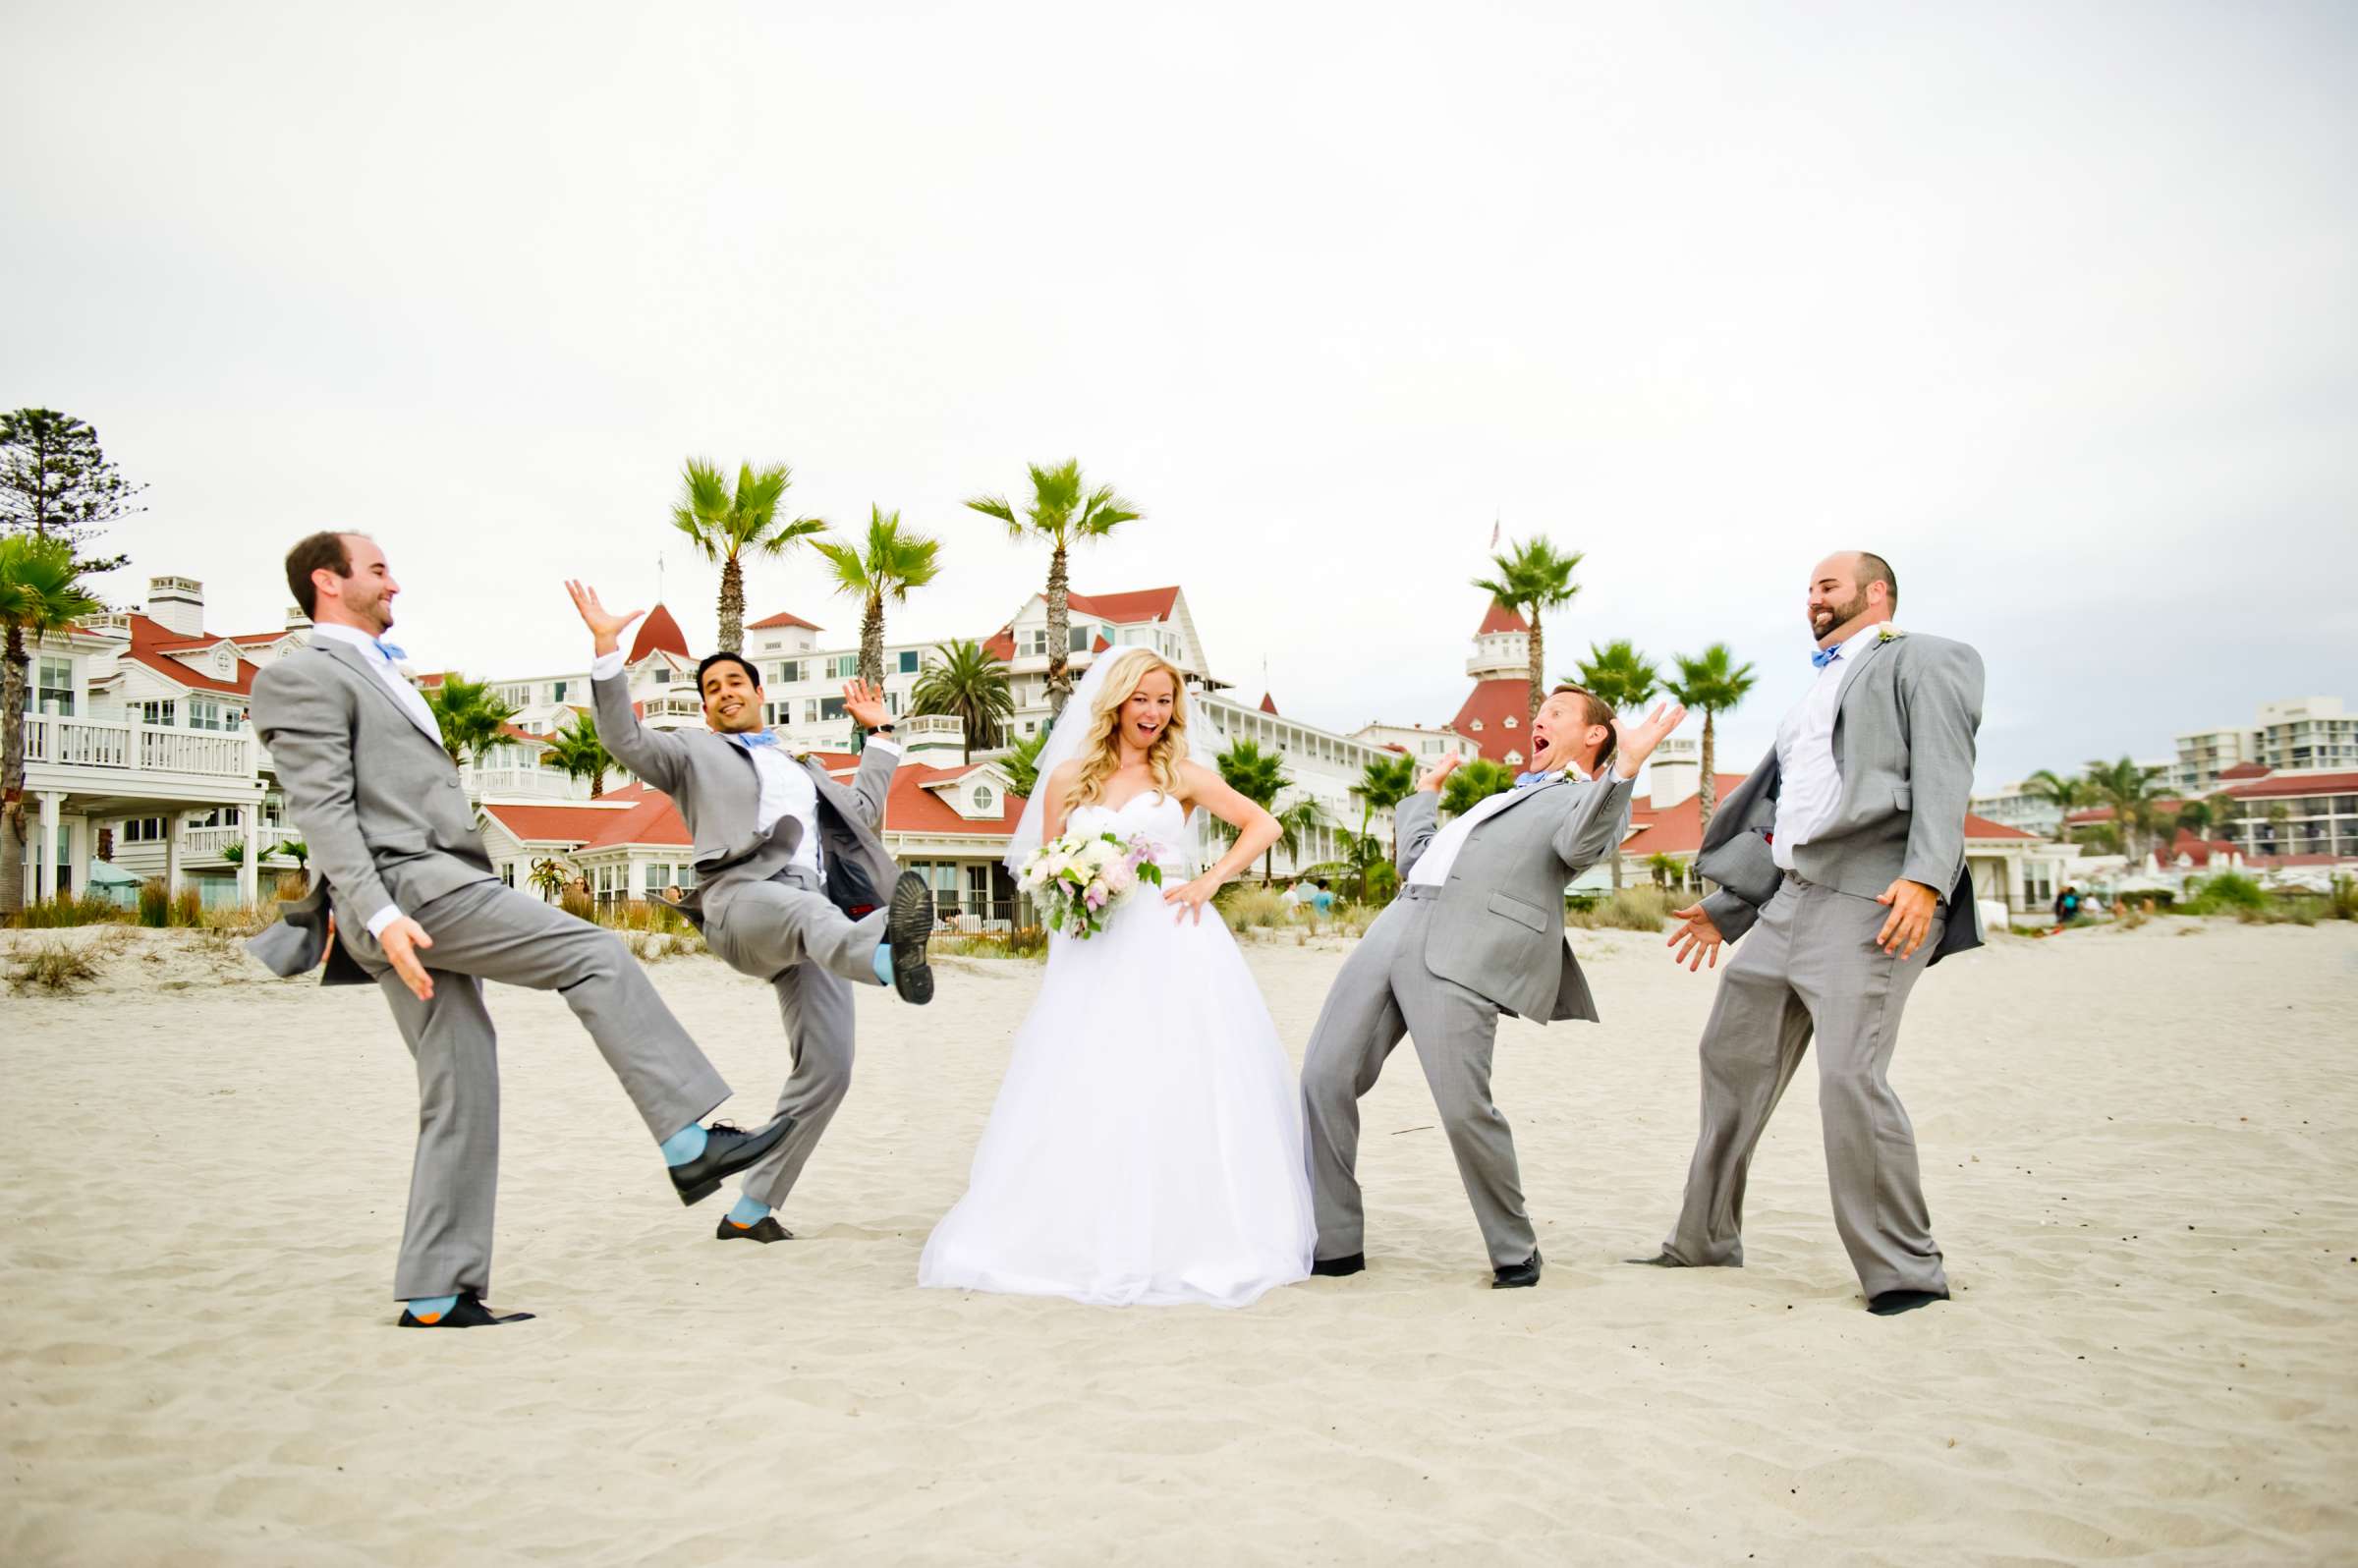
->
[[339, 878, 733, 1301], [710, 868, 867, 1209], [1660, 875, 1948, 1297], [1302, 888, 1536, 1269]]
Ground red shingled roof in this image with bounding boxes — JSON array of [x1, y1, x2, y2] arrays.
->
[[982, 628, 1015, 661], [1259, 693, 1279, 715], [1448, 679, 1533, 763], [479, 801, 648, 846], [2217, 761, 2270, 780], [629, 604, 691, 662], [1477, 601, 1530, 636], [2221, 769, 2358, 800], [748, 609, 822, 632], [150, 628, 296, 650], [1619, 786, 2039, 858], [1065, 587, 1179, 624], [123, 615, 263, 696]]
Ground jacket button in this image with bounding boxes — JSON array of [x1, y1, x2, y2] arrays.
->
[[445, 778, 458, 789]]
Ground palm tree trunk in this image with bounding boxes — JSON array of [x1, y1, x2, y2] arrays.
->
[[1526, 613, 1545, 722], [1610, 842, 1623, 891], [1, 630, 27, 915], [718, 553, 746, 653], [1044, 541, 1071, 723], [591, 763, 607, 796], [860, 589, 884, 690], [1696, 710, 1718, 828]]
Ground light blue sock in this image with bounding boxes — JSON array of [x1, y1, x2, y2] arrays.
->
[[725, 1194, 771, 1229], [871, 943, 893, 985], [659, 1122, 707, 1167], [406, 1294, 460, 1322]]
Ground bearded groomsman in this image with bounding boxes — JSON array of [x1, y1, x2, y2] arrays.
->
[[248, 533, 791, 1328], [1632, 551, 1983, 1316]]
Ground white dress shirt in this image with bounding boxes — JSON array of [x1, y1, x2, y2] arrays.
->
[[1409, 757, 1598, 888], [589, 649, 897, 882], [1770, 622, 1885, 871], [309, 621, 444, 935]]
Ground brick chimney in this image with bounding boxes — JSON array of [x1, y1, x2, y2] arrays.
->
[[144, 576, 206, 638]]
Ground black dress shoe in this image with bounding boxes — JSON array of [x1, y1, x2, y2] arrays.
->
[[1867, 1288, 1949, 1316], [1310, 1252, 1366, 1278], [716, 1214, 795, 1244], [397, 1292, 535, 1328], [886, 870, 934, 1004], [1491, 1249, 1543, 1289], [668, 1113, 795, 1206]]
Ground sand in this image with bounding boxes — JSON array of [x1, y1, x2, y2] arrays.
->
[[3, 917, 2354, 1566]]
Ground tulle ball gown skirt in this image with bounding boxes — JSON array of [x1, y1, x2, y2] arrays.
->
[[919, 882, 1317, 1309]]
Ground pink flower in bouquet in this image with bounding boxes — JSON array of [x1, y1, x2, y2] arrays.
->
[[1102, 860, 1136, 897]]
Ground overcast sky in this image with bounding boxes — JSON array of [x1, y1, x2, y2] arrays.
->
[[7, 1, 2353, 787]]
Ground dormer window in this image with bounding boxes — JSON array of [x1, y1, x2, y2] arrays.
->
[[1504, 751, 1524, 766], [1469, 719, 1484, 732], [973, 785, 995, 814], [214, 646, 235, 675], [1503, 714, 1518, 728]]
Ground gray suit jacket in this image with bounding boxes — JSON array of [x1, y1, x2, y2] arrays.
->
[[1695, 630, 1986, 964], [246, 640, 494, 983], [591, 673, 901, 924], [1395, 771, 1636, 1023]]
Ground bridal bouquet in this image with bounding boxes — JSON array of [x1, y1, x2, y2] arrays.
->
[[1019, 831, 1165, 939]]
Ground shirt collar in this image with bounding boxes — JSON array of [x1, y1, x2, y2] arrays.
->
[[1815, 622, 1884, 671], [309, 622, 395, 662]]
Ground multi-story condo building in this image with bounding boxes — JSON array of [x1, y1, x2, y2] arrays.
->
[[2172, 697, 2353, 795], [1969, 781, 2066, 838]]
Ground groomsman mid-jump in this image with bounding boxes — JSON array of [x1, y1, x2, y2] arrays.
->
[[248, 532, 793, 1328], [568, 580, 936, 1246], [1632, 550, 1984, 1316]]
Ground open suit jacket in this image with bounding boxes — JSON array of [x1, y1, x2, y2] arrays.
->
[[1693, 630, 1986, 965], [591, 672, 900, 924], [1391, 769, 1636, 1023], [247, 639, 493, 985]]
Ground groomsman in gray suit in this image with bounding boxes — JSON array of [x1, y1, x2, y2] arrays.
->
[[1303, 691, 1687, 1287], [1633, 550, 1983, 1316], [568, 581, 936, 1247], [248, 533, 792, 1328]]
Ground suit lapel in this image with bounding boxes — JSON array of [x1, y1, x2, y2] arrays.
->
[[1832, 634, 1892, 714], [316, 641, 444, 749], [1466, 775, 1569, 828]]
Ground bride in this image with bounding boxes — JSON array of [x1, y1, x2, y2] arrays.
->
[[919, 647, 1318, 1308]]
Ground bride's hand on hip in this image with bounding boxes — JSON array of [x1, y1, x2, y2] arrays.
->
[[1164, 874, 1222, 924]]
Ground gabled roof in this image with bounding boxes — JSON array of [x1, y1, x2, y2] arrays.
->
[[982, 628, 1015, 661], [150, 628, 295, 651], [1477, 601, 1530, 636], [123, 614, 263, 697], [629, 604, 691, 662], [1619, 786, 2041, 858], [479, 801, 646, 846], [749, 609, 823, 632]]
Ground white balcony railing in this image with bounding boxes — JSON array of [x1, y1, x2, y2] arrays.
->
[[177, 823, 297, 860], [23, 714, 261, 781]]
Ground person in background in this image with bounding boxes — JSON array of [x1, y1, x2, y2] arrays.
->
[[1312, 878, 1335, 916], [2050, 884, 2080, 932]]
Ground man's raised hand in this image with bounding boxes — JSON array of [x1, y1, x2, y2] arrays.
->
[[842, 680, 890, 730], [1611, 701, 1688, 777], [565, 581, 643, 656], [1419, 752, 1464, 793]]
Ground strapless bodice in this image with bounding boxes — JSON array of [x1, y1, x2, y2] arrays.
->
[[1068, 791, 1195, 873]]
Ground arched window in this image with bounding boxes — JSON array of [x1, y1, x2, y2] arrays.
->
[[973, 785, 995, 813]]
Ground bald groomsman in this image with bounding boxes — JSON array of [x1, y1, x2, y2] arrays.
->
[[1632, 550, 1983, 1316]]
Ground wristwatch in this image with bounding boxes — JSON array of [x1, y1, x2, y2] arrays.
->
[[869, 722, 896, 737]]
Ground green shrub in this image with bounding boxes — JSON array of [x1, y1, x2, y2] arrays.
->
[[137, 877, 170, 927], [1218, 886, 1290, 932], [170, 885, 202, 927], [2330, 876, 2358, 922], [1593, 886, 1674, 932], [2182, 871, 2268, 915], [1007, 924, 1047, 957]]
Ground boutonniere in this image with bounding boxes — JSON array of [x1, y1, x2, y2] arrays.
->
[[1877, 624, 1905, 645]]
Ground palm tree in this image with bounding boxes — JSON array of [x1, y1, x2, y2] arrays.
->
[[1666, 644, 1758, 829], [1645, 851, 1684, 891], [814, 506, 942, 699], [1355, 753, 1418, 867], [274, 838, 310, 884], [1471, 535, 1583, 720], [1272, 797, 1332, 886], [1214, 738, 1289, 882], [1, 534, 102, 916], [423, 675, 517, 765], [1001, 729, 1050, 800], [2021, 768, 2087, 841], [1441, 758, 1516, 818], [2212, 794, 2245, 855], [912, 637, 1014, 752], [544, 711, 615, 797], [528, 858, 569, 902], [1572, 639, 1660, 889], [671, 458, 826, 653], [2170, 798, 2212, 854], [965, 459, 1142, 722], [2082, 756, 2169, 863]]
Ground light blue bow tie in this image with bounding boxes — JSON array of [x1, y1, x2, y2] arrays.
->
[[1810, 646, 1841, 669], [374, 639, 406, 662], [1514, 770, 1558, 789], [739, 732, 780, 749]]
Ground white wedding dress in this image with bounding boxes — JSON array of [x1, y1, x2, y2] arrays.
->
[[919, 792, 1317, 1308]]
